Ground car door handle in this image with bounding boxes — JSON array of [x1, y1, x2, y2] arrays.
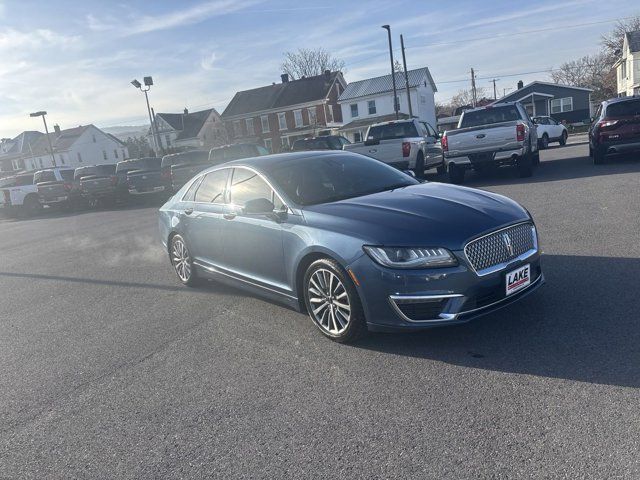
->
[[223, 212, 236, 220], [184, 207, 194, 215]]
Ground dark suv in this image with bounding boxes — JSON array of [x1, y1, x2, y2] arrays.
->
[[589, 96, 640, 164], [291, 136, 350, 151]]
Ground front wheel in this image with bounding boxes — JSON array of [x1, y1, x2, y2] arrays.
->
[[303, 258, 366, 343], [413, 153, 425, 179], [448, 163, 465, 184], [559, 131, 568, 146], [170, 234, 200, 287]]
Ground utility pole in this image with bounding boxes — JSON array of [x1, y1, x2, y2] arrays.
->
[[131, 77, 162, 156], [382, 25, 399, 119], [491, 78, 498, 100], [470, 68, 477, 108], [29, 111, 56, 166], [400, 34, 413, 118]]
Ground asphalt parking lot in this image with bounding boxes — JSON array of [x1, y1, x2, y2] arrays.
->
[[1, 135, 639, 478]]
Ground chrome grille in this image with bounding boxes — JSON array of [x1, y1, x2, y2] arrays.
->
[[464, 223, 536, 274]]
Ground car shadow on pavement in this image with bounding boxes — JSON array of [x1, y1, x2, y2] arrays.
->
[[456, 153, 640, 188], [355, 254, 640, 389]]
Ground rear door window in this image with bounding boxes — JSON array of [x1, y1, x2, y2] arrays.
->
[[367, 122, 419, 141], [460, 106, 521, 128], [194, 169, 229, 203]]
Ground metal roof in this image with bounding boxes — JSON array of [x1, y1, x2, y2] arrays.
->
[[338, 67, 436, 102]]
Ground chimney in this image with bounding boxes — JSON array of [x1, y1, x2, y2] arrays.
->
[[517, 80, 524, 90], [54, 124, 61, 134], [324, 69, 331, 81], [183, 108, 189, 115], [281, 73, 289, 83]]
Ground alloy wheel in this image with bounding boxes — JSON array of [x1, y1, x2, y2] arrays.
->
[[172, 238, 192, 282], [307, 268, 351, 335]]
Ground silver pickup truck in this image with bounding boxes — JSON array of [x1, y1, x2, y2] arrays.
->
[[442, 102, 539, 183], [343, 119, 445, 178]]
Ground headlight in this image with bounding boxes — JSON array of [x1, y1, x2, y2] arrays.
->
[[363, 246, 457, 269]]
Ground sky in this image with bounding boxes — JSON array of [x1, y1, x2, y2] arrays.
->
[[0, 0, 638, 139]]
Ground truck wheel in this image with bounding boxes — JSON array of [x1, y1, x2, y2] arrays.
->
[[533, 151, 540, 166], [413, 153, 425, 179], [593, 147, 606, 165], [559, 131, 568, 146], [22, 195, 41, 217], [448, 164, 465, 184], [517, 154, 533, 178], [436, 163, 447, 175]]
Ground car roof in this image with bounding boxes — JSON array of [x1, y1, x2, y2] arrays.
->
[[604, 96, 640, 105]]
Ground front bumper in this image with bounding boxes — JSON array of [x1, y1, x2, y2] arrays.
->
[[348, 248, 543, 331]]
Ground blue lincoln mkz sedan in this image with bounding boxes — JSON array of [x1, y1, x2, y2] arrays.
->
[[159, 151, 544, 343]]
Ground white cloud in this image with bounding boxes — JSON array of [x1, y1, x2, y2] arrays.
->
[[200, 52, 218, 71], [0, 28, 80, 51]]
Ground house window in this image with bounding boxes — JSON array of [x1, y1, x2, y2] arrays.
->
[[233, 120, 241, 137], [165, 135, 171, 146], [114, 149, 119, 159], [326, 105, 333, 123], [92, 135, 96, 143], [246, 118, 255, 135], [264, 138, 272, 153], [77, 152, 82, 163], [621, 60, 627, 78], [261, 115, 270, 133], [59, 154, 65, 165], [280, 136, 290, 151], [277, 112, 287, 130], [350, 104, 359, 118], [308, 108, 317, 125], [122, 150, 125, 159], [551, 97, 573, 114], [367, 100, 376, 115], [39, 159, 43, 168], [102, 150, 107, 160], [420, 95, 426, 104], [294, 110, 303, 127], [354, 131, 362, 142]]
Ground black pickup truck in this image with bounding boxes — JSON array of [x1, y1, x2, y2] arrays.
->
[[115, 157, 163, 200], [161, 150, 211, 193], [35, 168, 79, 209], [75, 164, 118, 206]]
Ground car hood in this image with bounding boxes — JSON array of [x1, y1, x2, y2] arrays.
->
[[302, 182, 531, 250]]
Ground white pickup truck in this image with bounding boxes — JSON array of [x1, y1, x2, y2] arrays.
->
[[343, 119, 445, 178], [0, 172, 41, 216], [442, 102, 539, 183]]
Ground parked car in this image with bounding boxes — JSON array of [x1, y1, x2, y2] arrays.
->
[[532, 116, 568, 149], [589, 96, 640, 165], [161, 150, 211, 193], [159, 151, 544, 343], [209, 143, 270, 163], [35, 168, 79, 209], [75, 164, 118, 206], [291, 136, 350, 151], [115, 157, 163, 199], [343, 119, 444, 178], [0, 173, 40, 216], [442, 102, 539, 183]]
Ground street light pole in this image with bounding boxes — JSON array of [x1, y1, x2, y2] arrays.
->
[[29, 111, 56, 167], [382, 25, 399, 120], [400, 34, 413, 118], [131, 77, 162, 155]]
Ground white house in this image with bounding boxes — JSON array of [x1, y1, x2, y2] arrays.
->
[[2, 124, 128, 172], [154, 108, 226, 151], [338, 67, 437, 142], [615, 30, 640, 97]]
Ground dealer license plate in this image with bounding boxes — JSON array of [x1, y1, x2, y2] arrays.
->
[[505, 264, 531, 296]]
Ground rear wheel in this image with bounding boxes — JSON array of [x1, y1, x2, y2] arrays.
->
[[559, 131, 568, 146], [170, 235, 200, 287], [22, 195, 41, 217], [539, 134, 549, 149], [448, 163, 465, 184], [436, 162, 447, 175], [517, 152, 533, 178], [593, 146, 606, 165], [303, 258, 366, 343], [413, 153, 425, 179]]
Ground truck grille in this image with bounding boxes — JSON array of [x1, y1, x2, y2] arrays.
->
[[464, 223, 536, 274]]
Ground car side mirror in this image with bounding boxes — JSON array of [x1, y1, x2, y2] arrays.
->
[[243, 197, 275, 215]]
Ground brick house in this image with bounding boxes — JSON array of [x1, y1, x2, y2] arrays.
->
[[221, 70, 346, 153]]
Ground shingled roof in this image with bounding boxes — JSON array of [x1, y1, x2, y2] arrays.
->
[[338, 67, 437, 102], [155, 108, 218, 141], [627, 30, 640, 53], [222, 71, 342, 118], [26, 125, 90, 155], [0, 131, 44, 157]]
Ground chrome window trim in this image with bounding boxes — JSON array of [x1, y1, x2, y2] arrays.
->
[[388, 294, 462, 323], [464, 222, 538, 277]]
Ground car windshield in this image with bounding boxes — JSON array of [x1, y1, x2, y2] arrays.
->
[[606, 99, 640, 117], [460, 106, 520, 128], [116, 157, 161, 172], [366, 122, 419, 141], [267, 153, 418, 206]]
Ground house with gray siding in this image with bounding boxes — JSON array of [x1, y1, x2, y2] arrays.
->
[[493, 81, 593, 124]]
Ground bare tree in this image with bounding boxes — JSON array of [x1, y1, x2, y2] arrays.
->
[[551, 52, 616, 103], [281, 48, 345, 80], [601, 15, 640, 57], [450, 87, 488, 108], [394, 59, 404, 73]]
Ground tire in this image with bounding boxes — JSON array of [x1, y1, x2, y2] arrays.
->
[[448, 163, 465, 184], [517, 152, 533, 178], [533, 151, 540, 166], [559, 131, 568, 146], [22, 195, 41, 217], [593, 147, 606, 165], [539, 134, 549, 150], [303, 258, 367, 343], [170, 234, 200, 287], [413, 153, 425, 179]]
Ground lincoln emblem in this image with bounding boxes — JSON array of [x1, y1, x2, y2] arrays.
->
[[502, 232, 514, 256]]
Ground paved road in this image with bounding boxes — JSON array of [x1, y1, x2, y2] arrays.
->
[[1, 141, 639, 478]]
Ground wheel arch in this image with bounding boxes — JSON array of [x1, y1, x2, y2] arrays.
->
[[294, 250, 343, 312]]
